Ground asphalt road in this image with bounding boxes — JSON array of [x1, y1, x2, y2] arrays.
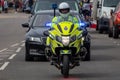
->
[[0, 13, 120, 80], [0, 13, 29, 50]]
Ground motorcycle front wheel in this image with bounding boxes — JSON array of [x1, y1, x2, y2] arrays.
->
[[61, 55, 69, 78]]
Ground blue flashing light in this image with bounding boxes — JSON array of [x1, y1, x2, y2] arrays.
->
[[45, 22, 52, 28], [52, 4, 57, 9], [79, 22, 86, 27]]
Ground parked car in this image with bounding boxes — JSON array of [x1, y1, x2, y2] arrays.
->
[[108, 2, 120, 38], [22, 10, 83, 61]]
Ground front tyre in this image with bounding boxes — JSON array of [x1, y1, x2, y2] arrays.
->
[[61, 55, 69, 78]]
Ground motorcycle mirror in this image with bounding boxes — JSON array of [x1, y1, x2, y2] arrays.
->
[[43, 30, 49, 36]]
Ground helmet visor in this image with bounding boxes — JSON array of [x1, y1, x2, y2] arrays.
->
[[59, 8, 70, 14]]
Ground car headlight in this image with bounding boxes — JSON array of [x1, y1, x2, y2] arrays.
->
[[29, 37, 41, 42], [62, 36, 70, 46]]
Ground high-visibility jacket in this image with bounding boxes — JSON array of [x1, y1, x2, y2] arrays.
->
[[51, 15, 79, 28]]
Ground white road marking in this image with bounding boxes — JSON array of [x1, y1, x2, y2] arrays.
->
[[16, 47, 22, 53], [8, 54, 16, 60], [21, 43, 25, 47], [11, 43, 19, 47], [0, 62, 9, 70], [0, 48, 8, 53]]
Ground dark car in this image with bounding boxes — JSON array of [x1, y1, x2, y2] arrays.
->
[[108, 2, 120, 38], [22, 10, 82, 61]]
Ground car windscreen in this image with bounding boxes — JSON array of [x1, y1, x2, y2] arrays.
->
[[103, 0, 120, 7], [34, 0, 78, 13], [32, 15, 53, 27]]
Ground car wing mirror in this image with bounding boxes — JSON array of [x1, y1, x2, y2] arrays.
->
[[43, 30, 49, 36], [22, 23, 29, 28]]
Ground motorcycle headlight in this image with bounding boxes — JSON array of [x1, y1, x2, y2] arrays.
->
[[70, 35, 76, 42], [56, 36, 62, 42], [62, 36, 70, 46], [29, 37, 41, 42]]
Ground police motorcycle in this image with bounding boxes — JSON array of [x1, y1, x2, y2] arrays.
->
[[44, 21, 88, 78], [43, 4, 91, 78]]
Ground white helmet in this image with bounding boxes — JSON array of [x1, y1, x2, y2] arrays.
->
[[58, 2, 70, 18]]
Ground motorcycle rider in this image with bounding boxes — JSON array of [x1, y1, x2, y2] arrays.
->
[[51, 2, 79, 29]]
